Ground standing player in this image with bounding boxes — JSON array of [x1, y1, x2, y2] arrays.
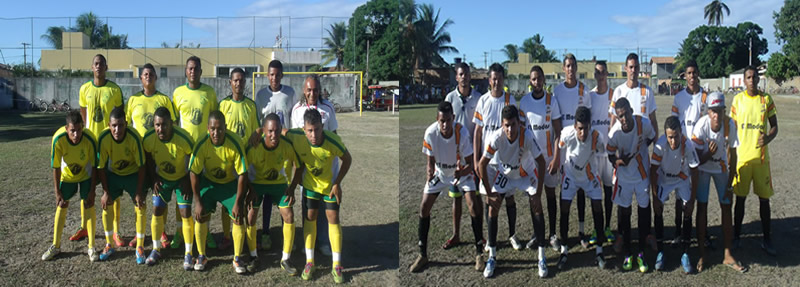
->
[[41, 111, 99, 262], [691, 92, 746, 273], [409, 102, 483, 273], [553, 53, 592, 248], [607, 98, 656, 273], [173, 56, 222, 249], [442, 62, 482, 250], [477, 105, 547, 278], [285, 109, 352, 283], [72, 54, 123, 244], [189, 111, 248, 273], [220, 68, 259, 145], [519, 65, 563, 250], [588, 61, 616, 246], [610, 53, 658, 139], [142, 107, 195, 268], [650, 116, 699, 273], [731, 66, 779, 256], [96, 107, 146, 263]]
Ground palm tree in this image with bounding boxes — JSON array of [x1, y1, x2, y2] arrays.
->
[[400, 0, 418, 83], [41, 26, 66, 49], [502, 44, 519, 63], [413, 3, 458, 85], [321, 22, 347, 70], [521, 34, 556, 62], [41, 12, 129, 49], [704, 0, 730, 26]]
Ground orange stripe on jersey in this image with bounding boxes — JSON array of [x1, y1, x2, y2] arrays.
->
[[504, 93, 510, 106], [640, 83, 647, 114], [701, 91, 708, 106], [607, 145, 618, 152], [520, 166, 528, 177], [636, 154, 646, 179], [423, 141, 432, 151], [691, 136, 704, 145], [671, 106, 679, 114], [678, 172, 688, 180], [474, 111, 483, 122], [730, 105, 737, 116], [636, 116, 643, 135], [486, 145, 496, 155], [608, 87, 614, 100], [651, 154, 662, 162], [559, 140, 565, 148], [546, 130, 553, 157]]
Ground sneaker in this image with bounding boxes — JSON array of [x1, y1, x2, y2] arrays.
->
[[88, 247, 99, 262], [604, 227, 616, 243], [681, 253, 692, 274], [183, 254, 194, 271], [589, 230, 598, 245], [579, 232, 590, 249], [538, 258, 548, 278], [637, 252, 648, 273], [194, 255, 208, 271], [474, 254, 484, 271], [761, 239, 777, 256], [655, 251, 664, 271], [69, 228, 87, 241], [41, 245, 60, 261], [549, 234, 560, 252], [483, 257, 496, 278], [145, 249, 161, 266], [622, 256, 633, 271], [233, 256, 247, 274], [409, 255, 428, 273], [99, 244, 115, 261], [135, 246, 146, 265], [261, 234, 272, 250], [206, 233, 217, 249], [246, 256, 259, 273], [331, 265, 344, 284], [219, 236, 233, 250], [509, 234, 523, 251], [160, 232, 169, 249], [113, 233, 126, 248], [557, 253, 568, 270], [170, 230, 183, 249], [301, 262, 315, 281], [526, 237, 538, 249], [732, 237, 741, 250], [280, 259, 297, 276], [595, 254, 606, 269]]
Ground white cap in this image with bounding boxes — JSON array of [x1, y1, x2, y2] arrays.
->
[[707, 92, 725, 109]]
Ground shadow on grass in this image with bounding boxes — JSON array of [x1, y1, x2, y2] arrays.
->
[[0, 112, 64, 142]]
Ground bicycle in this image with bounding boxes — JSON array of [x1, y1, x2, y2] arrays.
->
[[28, 98, 49, 112], [48, 99, 71, 113]]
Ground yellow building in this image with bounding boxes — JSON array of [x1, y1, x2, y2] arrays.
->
[[40, 32, 321, 78], [505, 53, 627, 80]]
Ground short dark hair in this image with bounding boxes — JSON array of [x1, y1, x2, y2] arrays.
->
[[685, 60, 699, 72], [488, 63, 505, 78], [141, 63, 156, 76], [437, 101, 454, 115], [455, 62, 469, 73], [230, 67, 245, 78], [595, 60, 607, 70], [66, 110, 83, 126], [268, 60, 283, 71], [263, 112, 281, 128], [626, 53, 639, 64], [665, 115, 681, 132], [154, 107, 172, 121], [303, 108, 322, 126], [575, 106, 591, 125], [744, 65, 759, 76], [614, 97, 632, 112], [563, 53, 576, 66], [530, 65, 544, 75], [186, 56, 201, 68], [93, 54, 107, 65], [110, 106, 125, 121], [208, 110, 225, 124], [501, 105, 519, 121]]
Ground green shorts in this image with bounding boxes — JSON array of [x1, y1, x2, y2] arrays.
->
[[303, 188, 339, 210], [155, 176, 192, 207], [107, 172, 140, 202], [60, 179, 92, 201], [251, 183, 291, 208], [199, 177, 239, 217]]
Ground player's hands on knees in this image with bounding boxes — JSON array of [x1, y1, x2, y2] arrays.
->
[[547, 157, 559, 175], [284, 188, 295, 206], [135, 193, 145, 209], [232, 202, 242, 222], [331, 183, 342, 205], [101, 192, 110, 210], [55, 193, 67, 208], [708, 140, 718, 155], [153, 178, 163, 193], [194, 202, 205, 222]]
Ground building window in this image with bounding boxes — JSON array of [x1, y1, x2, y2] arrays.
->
[[113, 71, 133, 78], [160, 67, 168, 78], [545, 74, 555, 80], [579, 73, 586, 79], [608, 72, 617, 77]]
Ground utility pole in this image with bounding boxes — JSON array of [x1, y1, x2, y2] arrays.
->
[[483, 51, 488, 69], [21, 42, 30, 67], [749, 38, 752, 66]]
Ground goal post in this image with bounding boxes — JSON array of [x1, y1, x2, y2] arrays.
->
[[251, 70, 364, 117]]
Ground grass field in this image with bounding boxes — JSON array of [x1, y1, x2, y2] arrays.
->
[[0, 110, 399, 286], [399, 95, 800, 286]]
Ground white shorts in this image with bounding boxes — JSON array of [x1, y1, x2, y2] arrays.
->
[[560, 171, 603, 201], [544, 155, 561, 188], [479, 166, 538, 197], [424, 174, 477, 198], [612, 179, 650, 208], [656, 180, 691, 203], [595, 155, 613, 187]]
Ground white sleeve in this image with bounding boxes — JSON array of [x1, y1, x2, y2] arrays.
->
[[551, 96, 562, 120], [685, 140, 700, 168], [651, 138, 664, 166], [647, 87, 657, 114], [728, 120, 739, 148], [422, 130, 434, 156], [472, 99, 485, 127], [484, 132, 499, 160], [460, 126, 474, 159]]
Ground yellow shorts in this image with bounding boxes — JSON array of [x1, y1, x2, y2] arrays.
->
[[733, 160, 773, 199]]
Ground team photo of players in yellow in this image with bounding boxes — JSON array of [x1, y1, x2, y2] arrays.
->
[[411, 53, 778, 278], [42, 55, 352, 283]]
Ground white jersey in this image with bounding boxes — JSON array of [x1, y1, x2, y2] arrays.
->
[[691, 115, 738, 174], [610, 82, 657, 117], [484, 127, 541, 180], [589, 86, 613, 148], [671, 87, 708, 138], [290, 99, 338, 131], [445, 88, 481, 140], [423, 122, 473, 180], [559, 126, 604, 183], [255, 84, 296, 127], [652, 135, 700, 185], [607, 115, 656, 183], [473, 92, 517, 152], [554, 81, 591, 128], [519, 92, 561, 159]]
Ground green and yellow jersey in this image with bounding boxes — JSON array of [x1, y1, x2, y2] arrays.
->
[[51, 126, 98, 183], [126, 90, 177, 137], [730, 90, 777, 163], [173, 83, 218, 141], [97, 126, 144, 176], [79, 80, 124, 137], [285, 129, 347, 195], [189, 131, 247, 184], [143, 126, 194, 181], [246, 135, 297, 185], [219, 95, 259, 140]]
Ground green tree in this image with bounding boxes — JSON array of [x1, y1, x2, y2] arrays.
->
[[502, 44, 519, 63], [321, 22, 347, 70], [343, 0, 407, 83], [704, 0, 730, 26], [676, 22, 768, 78], [765, 52, 798, 84], [521, 34, 557, 62], [41, 26, 66, 49], [41, 12, 129, 49], [413, 3, 458, 85], [773, 0, 800, 72]]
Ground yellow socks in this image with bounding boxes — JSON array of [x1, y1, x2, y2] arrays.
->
[[221, 210, 232, 240], [102, 206, 115, 245], [113, 198, 121, 235], [135, 206, 145, 248], [151, 214, 164, 251], [182, 216, 194, 255], [304, 219, 317, 263], [79, 200, 85, 230], [282, 222, 295, 261], [329, 223, 342, 266], [195, 220, 208, 256], [246, 224, 258, 257], [53, 206, 68, 248], [84, 205, 96, 248], [232, 222, 245, 258]]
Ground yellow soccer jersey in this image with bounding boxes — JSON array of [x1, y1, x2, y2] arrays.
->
[[246, 136, 298, 185], [98, 127, 144, 176], [51, 127, 98, 183], [126, 91, 178, 137], [285, 129, 347, 195], [173, 83, 218, 141], [79, 80, 124, 137], [730, 90, 777, 163], [219, 96, 259, 140], [143, 127, 194, 181], [189, 131, 247, 184]]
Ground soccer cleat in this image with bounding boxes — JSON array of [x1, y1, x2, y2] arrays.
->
[[509, 234, 523, 251], [526, 236, 538, 250], [281, 259, 297, 276], [145, 249, 161, 266], [233, 256, 247, 274], [183, 254, 194, 271], [219, 236, 233, 250], [475, 255, 484, 271], [622, 256, 633, 271], [41, 245, 60, 261], [483, 257, 496, 278], [88, 247, 99, 262], [113, 233, 126, 248], [538, 258, 548, 278], [160, 232, 169, 249], [170, 230, 183, 249], [331, 265, 344, 284], [69, 228, 88, 241], [549, 234, 560, 252], [579, 232, 590, 249], [557, 253, 568, 270], [206, 233, 217, 249], [655, 251, 664, 271], [637, 252, 648, 273], [135, 246, 146, 265], [761, 239, 777, 256], [246, 256, 259, 273], [409, 255, 428, 273], [604, 227, 616, 243], [589, 230, 598, 245], [301, 262, 315, 281], [99, 244, 115, 261], [194, 255, 208, 271], [681, 253, 692, 274], [261, 234, 272, 250], [595, 254, 606, 269]]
